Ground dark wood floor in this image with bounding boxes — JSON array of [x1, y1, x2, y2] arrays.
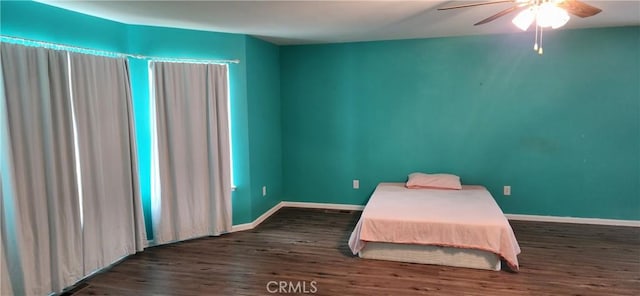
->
[[69, 208, 639, 296]]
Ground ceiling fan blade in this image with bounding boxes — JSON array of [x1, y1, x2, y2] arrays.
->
[[438, 0, 515, 10], [474, 6, 520, 25], [557, 0, 602, 18]]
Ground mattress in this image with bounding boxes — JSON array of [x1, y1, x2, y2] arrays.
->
[[359, 242, 501, 271], [348, 183, 520, 271]]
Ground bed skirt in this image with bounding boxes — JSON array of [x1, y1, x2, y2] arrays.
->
[[358, 242, 501, 271]]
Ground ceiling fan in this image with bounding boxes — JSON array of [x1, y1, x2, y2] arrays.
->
[[438, 0, 602, 54]]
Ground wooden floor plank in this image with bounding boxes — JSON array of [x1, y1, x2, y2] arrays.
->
[[71, 208, 640, 295]]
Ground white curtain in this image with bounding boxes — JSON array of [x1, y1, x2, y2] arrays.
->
[[0, 47, 14, 296], [0, 43, 83, 295], [0, 226, 11, 296], [151, 62, 232, 244], [0, 43, 147, 295], [68, 53, 147, 274]]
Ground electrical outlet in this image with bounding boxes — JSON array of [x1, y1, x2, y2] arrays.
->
[[262, 186, 267, 197], [353, 180, 360, 189], [504, 186, 511, 196]]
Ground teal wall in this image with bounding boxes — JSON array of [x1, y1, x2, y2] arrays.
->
[[0, 1, 283, 228], [281, 27, 640, 220], [0, 1, 127, 51], [2, 1, 638, 223], [246, 36, 283, 219]]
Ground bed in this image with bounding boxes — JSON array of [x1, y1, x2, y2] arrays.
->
[[348, 182, 520, 271]]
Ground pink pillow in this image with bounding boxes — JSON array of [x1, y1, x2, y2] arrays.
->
[[405, 173, 462, 190]]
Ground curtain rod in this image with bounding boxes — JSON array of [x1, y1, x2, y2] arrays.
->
[[0, 35, 240, 64]]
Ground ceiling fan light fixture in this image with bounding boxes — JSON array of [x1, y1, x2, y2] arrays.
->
[[550, 10, 570, 29], [512, 8, 536, 31], [438, 0, 602, 55], [536, 2, 570, 29]]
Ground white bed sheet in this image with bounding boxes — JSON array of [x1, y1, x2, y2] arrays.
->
[[348, 183, 520, 270]]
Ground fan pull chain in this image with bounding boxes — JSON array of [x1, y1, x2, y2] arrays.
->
[[533, 0, 543, 55], [534, 4, 539, 53], [538, 26, 544, 55], [534, 22, 539, 51]]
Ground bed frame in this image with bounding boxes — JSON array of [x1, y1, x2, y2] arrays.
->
[[358, 242, 501, 271]]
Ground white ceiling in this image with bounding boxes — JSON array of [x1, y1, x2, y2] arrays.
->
[[37, 0, 640, 45]]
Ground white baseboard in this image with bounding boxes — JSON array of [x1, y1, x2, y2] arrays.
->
[[281, 201, 365, 211], [230, 201, 640, 232], [231, 202, 284, 232], [229, 201, 363, 232], [505, 214, 640, 227], [230, 222, 254, 233]]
